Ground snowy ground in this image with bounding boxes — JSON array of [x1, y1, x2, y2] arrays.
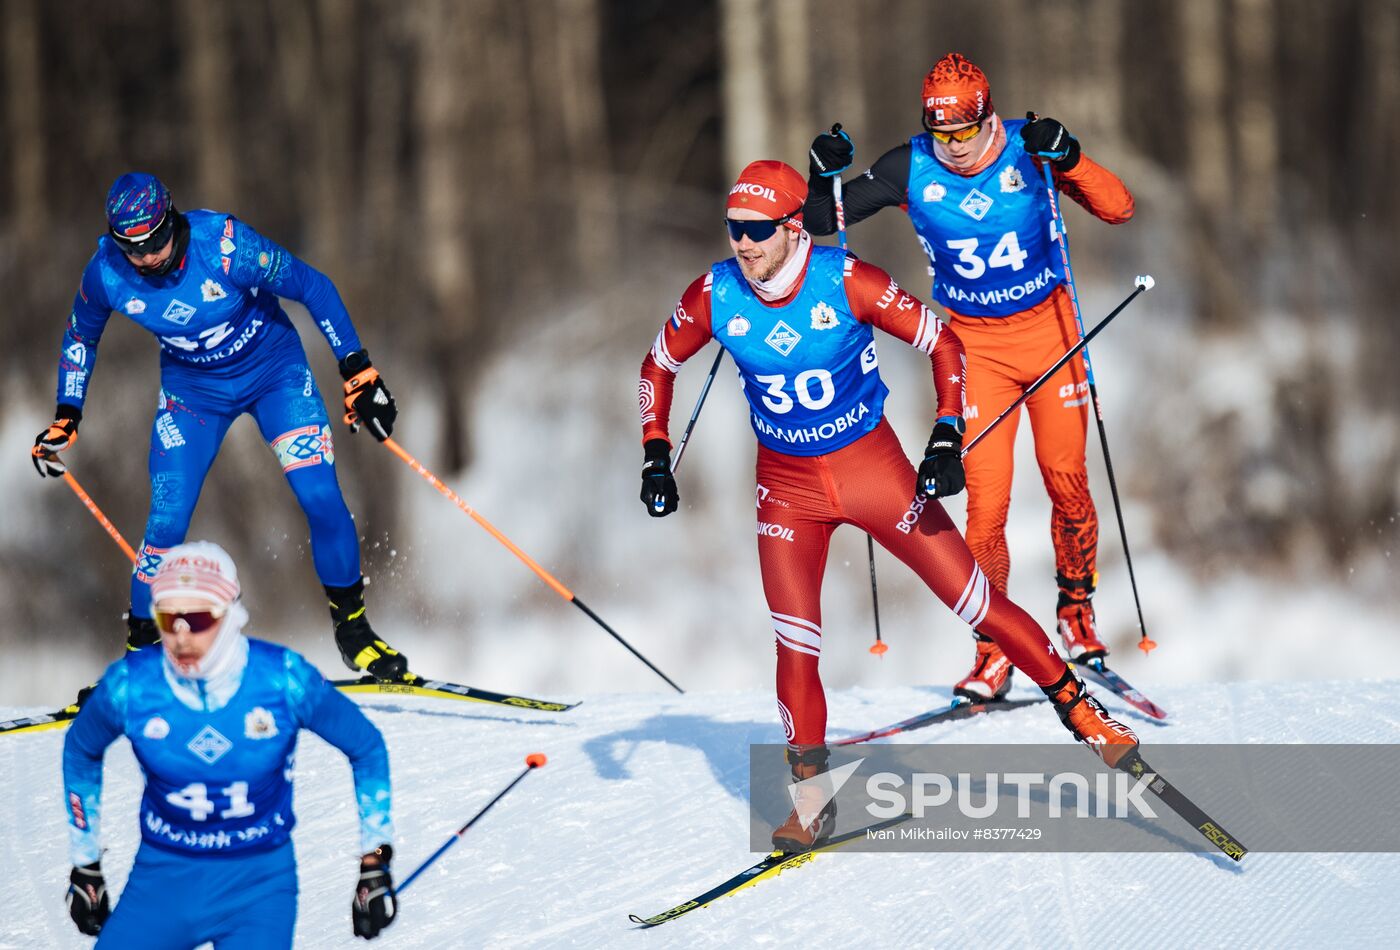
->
[[5, 678, 1400, 948]]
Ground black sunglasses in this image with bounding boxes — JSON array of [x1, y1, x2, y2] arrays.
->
[[110, 210, 175, 257], [724, 214, 795, 243]]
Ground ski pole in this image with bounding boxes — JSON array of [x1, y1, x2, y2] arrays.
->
[[37, 455, 139, 564], [827, 122, 885, 657], [1037, 152, 1155, 654], [962, 276, 1153, 460], [397, 753, 547, 896], [670, 348, 723, 476], [381, 437, 684, 693]]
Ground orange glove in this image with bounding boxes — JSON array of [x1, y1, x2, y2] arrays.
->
[[32, 406, 81, 477], [338, 350, 397, 441]]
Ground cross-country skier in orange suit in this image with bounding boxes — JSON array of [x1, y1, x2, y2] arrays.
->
[[637, 159, 1136, 852], [804, 52, 1136, 702]]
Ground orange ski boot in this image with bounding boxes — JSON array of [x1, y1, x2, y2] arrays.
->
[[1042, 668, 1138, 769]]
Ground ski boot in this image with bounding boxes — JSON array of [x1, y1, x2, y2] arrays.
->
[[953, 632, 1013, 702], [125, 610, 159, 651], [327, 579, 408, 682], [69, 610, 159, 712], [1056, 572, 1108, 662], [771, 745, 838, 854], [1042, 668, 1138, 769]]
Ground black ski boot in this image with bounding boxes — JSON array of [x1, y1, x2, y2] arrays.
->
[[327, 579, 408, 682], [70, 610, 158, 712], [125, 610, 159, 651]]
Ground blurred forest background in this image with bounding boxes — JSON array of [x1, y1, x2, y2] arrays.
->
[[2, 0, 1398, 704]]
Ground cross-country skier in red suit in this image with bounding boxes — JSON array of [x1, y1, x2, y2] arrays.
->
[[637, 160, 1137, 852]]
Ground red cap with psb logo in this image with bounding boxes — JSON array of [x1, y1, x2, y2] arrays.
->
[[921, 52, 993, 127], [726, 160, 807, 229]]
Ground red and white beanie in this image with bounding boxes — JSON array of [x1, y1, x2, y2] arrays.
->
[[150, 540, 240, 609], [727, 160, 807, 230]]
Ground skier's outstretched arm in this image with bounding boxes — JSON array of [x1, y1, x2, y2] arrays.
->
[[844, 256, 965, 420], [61, 663, 127, 866], [286, 651, 394, 855], [638, 273, 716, 449], [222, 217, 364, 361], [803, 142, 912, 236]]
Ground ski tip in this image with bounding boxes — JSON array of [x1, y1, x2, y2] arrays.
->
[[868, 641, 888, 656], [1137, 637, 1158, 654], [526, 752, 547, 768]]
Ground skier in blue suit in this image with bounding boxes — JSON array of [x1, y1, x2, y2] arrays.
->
[[62, 541, 399, 946], [32, 172, 408, 682]]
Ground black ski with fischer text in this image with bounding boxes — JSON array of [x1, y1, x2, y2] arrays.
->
[[832, 697, 1044, 746], [1118, 748, 1247, 861], [629, 814, 913, 927], [1, 674, 577, 737]]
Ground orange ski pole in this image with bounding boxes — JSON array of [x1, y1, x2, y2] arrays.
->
[[381, 437, 683, 693], [56, 465, 138, 564]]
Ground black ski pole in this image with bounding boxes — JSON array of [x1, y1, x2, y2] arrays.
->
[[827, 121, 885, 657], [670, 348, 724, 475], [397, 754, 548, 896], [1038, 156, 1155, 653], [962, 276, 1154, 459]]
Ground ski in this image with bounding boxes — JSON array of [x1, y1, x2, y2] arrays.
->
[[0, 707, 81, 737], [832, 697, 1044, 746], [1118, 749, 1247, 861], [1079, 658, 1167, 720], [330, 675, 579, 713], [2, 675, 577, 738], [629, 814, 913, 927]]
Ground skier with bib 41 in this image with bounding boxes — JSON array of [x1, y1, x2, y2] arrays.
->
[[61, 541, 398, 946]]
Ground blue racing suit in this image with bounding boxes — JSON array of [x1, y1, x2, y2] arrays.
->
[[52, 210, 366, 615], [63, 637, 393, 948]]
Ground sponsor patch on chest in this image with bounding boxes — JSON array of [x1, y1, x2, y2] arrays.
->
[[959, 189, 994, 221], [187, 724, 233, 764], [161, 299, 198, 326], [764, 320, 801, 356]]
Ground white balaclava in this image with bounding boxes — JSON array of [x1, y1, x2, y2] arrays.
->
[[149, 540, 250, 682]]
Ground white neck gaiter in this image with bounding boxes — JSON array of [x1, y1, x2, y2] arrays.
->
[[748, 229, 813, 302], [162, 600, 250, 712]]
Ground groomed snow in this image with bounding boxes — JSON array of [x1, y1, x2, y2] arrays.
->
[[4, 678, 1399, 947]]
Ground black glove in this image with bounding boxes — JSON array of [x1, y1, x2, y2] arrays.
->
[[1020, 114, 1081, 171], [352, 846, 397, 940], [808, 126, 854, 178], [917, 419, 965, 499], [639, 439, 679, 517], [66, 861, 109, 936], [339, 349, 397, 441], [32, 404, 82, 477]]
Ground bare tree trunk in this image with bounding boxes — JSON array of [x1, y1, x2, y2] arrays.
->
[[311, 0, 356, 265], [416, 0, 478, 472], [553, 0, 617, 282], [1180, 0, 1237, 323], [176, 0, 237, 209], [1232, 0, 1278, 243], [772, 0, 812, 167], [811, 0, 865, 152], [720, 0, 773, 178], [4, 0, 44, 237]]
